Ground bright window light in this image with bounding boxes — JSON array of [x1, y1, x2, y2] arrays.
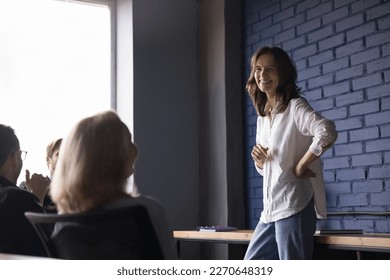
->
[[0, 0, 111, 183]]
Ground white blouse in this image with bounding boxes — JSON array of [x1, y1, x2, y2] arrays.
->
[[255, 98, 337, 223]]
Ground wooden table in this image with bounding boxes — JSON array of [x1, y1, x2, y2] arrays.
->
[[173, 230, 390, 259], [173, 230, 253, 244], [315, 233, 390, 253], [173, 230, 252, 258]]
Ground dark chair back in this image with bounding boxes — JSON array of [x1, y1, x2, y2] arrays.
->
[[25, 205, 164, 259]]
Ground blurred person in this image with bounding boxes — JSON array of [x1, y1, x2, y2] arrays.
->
[[46, 138, 62, 179], [50, 110, 177, 259], [0, 124, 50, 256], [19, 138, 62, 212], [244, 46, 338, 260], [43, 138, 62, 212]]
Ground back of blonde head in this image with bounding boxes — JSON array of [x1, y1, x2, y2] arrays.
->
[[51, 111, 135, 213]]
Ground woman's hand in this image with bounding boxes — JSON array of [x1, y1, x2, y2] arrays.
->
[[294, 164, 316, 178], [251, 144, 268, 169], [294, 150, 319, 178]]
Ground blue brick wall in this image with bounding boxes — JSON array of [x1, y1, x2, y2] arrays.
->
[[243, 0, 390, 232]]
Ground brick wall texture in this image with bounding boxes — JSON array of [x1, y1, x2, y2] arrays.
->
[[243, 0, 390, 232]]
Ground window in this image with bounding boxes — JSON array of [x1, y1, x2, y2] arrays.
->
[[0, 0, 111, 183]]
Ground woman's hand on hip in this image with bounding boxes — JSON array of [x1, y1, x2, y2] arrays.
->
[[294, 150, 318, 178], [294, 164, 316, 178]]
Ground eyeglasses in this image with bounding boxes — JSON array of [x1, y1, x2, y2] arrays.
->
[[20, 150, 28, 161]]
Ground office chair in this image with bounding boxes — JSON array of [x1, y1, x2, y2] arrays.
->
[[25, 205, 164, 259]]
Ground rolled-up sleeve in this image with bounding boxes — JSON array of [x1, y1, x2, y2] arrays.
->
[[294, 99, 338, 156], [254, 161, 264, 176]]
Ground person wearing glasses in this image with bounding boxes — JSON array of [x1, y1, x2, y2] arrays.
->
[[0, 124, 50, 256]]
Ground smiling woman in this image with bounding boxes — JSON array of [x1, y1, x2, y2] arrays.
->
[[0, 0, 111, 182]]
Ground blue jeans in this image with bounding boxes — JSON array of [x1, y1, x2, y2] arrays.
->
[[244, 198, 316, 260]]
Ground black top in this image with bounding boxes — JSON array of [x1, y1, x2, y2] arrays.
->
[[0, 176, 47, 256], [19, 180, 57, 213]]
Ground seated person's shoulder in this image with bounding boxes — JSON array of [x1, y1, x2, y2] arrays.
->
[[1, 185, 37, 199], [0, 186, 43, 212], [104, 195, 177, 259], [105, 195, 164, 213]]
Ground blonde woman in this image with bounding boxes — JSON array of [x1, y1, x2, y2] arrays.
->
[[50, 110, 177, 259]]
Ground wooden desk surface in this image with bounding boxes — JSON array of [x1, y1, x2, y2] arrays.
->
[[174, 230, 390, 251], [315, 233, 390, 250], [173, 230, 253, 243]]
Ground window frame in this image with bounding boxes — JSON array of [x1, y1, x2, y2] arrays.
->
[[69, 0, 117, 109], [72, 0, 134, 132]]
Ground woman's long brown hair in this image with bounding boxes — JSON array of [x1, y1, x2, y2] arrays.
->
[[246, 46, 301, 116]]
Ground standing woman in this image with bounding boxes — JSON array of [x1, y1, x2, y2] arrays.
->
[[244, 46, 338, 260]]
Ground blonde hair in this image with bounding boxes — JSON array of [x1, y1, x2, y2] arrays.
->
[[51, 110, 137, 213]]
